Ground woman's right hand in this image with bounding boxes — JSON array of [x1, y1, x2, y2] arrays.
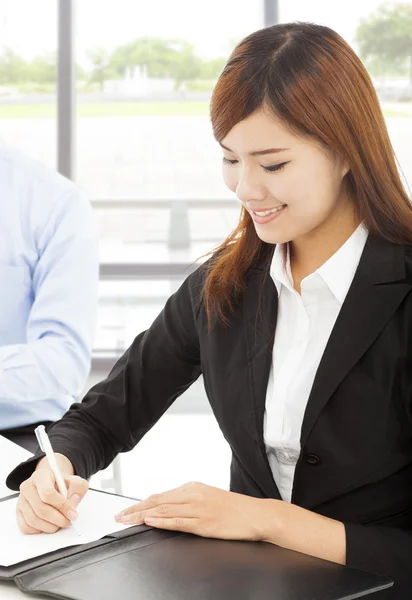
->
[[16, 454, 89, 534]]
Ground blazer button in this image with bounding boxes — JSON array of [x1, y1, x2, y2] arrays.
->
[[305, 453, 321, 466]]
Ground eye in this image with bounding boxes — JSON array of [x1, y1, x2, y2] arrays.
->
[[222, 158, 289, 173], [263, 162, 289, 173]]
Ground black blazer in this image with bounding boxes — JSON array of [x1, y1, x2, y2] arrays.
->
[[8, 233, 412, 598]]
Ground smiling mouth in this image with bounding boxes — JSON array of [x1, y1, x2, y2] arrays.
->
[[251, 205, 286, 217]]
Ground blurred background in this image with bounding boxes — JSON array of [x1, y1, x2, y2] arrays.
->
[[1, 0, 411, 497]]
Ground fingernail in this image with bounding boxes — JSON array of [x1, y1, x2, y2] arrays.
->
[[121, 514, 133, 523], [114, 511, 124, 520], [67, 509, 78, 521], [70, 494, 81, 508]]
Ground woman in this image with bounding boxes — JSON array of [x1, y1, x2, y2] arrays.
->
[[8, 22, 412, 597]]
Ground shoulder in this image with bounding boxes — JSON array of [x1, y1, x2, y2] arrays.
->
[[186, 242, 274, 293], [184, 243, 274, 320], [0, 140, 91, 218], [175, 253, 222, 324], [184, 258, 211, 307]]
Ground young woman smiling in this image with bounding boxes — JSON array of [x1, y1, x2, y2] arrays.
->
[[8, 22, 412, 599]]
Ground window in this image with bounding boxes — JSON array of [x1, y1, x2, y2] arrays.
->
[[0, 0, 57, 168], [279, 0, 412, 192], [74, 0, 264, 359], [75, 0, 263, 200]]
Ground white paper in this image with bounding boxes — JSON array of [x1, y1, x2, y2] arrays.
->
[[0, 435, 33, 498], [0, 489, 138, 566]]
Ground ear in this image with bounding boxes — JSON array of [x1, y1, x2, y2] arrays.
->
[[341, 160, 350, 178]]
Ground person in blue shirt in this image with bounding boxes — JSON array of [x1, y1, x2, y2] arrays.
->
[[0, 139, 99, 436]]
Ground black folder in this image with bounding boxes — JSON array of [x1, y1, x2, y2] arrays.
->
[[0, 491, 393, 600]]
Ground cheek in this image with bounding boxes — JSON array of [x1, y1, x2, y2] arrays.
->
[[222, 168, 238, 193], [284, 171, 336, 216]]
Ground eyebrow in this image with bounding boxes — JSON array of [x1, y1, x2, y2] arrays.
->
[[219, 142, 289, 156]]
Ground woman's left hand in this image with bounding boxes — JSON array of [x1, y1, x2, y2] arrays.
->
[[114, 481, 275, 542]]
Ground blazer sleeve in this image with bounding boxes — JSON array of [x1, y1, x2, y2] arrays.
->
[[344, 521, 412, 597], [6, 264, 205, 489]]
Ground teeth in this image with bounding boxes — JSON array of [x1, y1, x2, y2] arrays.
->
[[254, 206, 285, 217]]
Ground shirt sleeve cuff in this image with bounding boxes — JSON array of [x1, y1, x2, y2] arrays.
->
[[6, 452, 46, 490], [5, 439, 88, 490]]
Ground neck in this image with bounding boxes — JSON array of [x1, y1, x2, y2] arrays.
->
[[289, 204, 361, 284]]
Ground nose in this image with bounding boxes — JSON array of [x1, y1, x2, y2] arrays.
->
[[235, 166, 267, 205]]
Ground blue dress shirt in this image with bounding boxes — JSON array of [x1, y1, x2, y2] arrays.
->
[[0, 140, 99, 429]]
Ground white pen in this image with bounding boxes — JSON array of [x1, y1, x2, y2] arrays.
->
[[34, 425, 81, 536]]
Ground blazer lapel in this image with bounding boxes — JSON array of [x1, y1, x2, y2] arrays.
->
[[243, 251, 281, 498], [300, 235, 412, 450]]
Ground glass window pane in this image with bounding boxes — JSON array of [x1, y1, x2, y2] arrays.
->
[[279, 0, 412, 192], [94, 203, 240, 265], [0, 0, 57, 168], [75, 0, 263, 201], [95, 279, 173, 353]]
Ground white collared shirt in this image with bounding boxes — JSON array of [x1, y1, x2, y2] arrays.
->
[[264, 223, 369, 502]]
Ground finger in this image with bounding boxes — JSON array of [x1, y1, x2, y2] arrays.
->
[[117, 501, 199, 525], [31, 471, 77, 520], [26, 483, 71, 529], [67, 476, 89, 509], [19, 478, 70, 528], [143, 516, 198, 533], [18, 495, 60, 534], [31, 468, 68, 508], [16, 507, 41, 535], [116, 489, 194, 520]]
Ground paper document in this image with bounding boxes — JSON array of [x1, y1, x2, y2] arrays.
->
[[0, 435, 33, 498], [0, 490, 138, 566]]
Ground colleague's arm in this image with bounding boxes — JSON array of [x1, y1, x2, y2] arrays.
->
[[0, 189, 99, 429], [6, 263, 204, 488]]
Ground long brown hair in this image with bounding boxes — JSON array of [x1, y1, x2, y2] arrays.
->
[[201, 22, 412, 330]]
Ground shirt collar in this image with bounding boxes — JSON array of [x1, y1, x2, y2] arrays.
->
[[270, 223, 369, 303], [270, 241, 293, 296], [317, 222, 369, 303]]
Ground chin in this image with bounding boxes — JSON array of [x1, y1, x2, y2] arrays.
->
[[254, 227, 292, 246]]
